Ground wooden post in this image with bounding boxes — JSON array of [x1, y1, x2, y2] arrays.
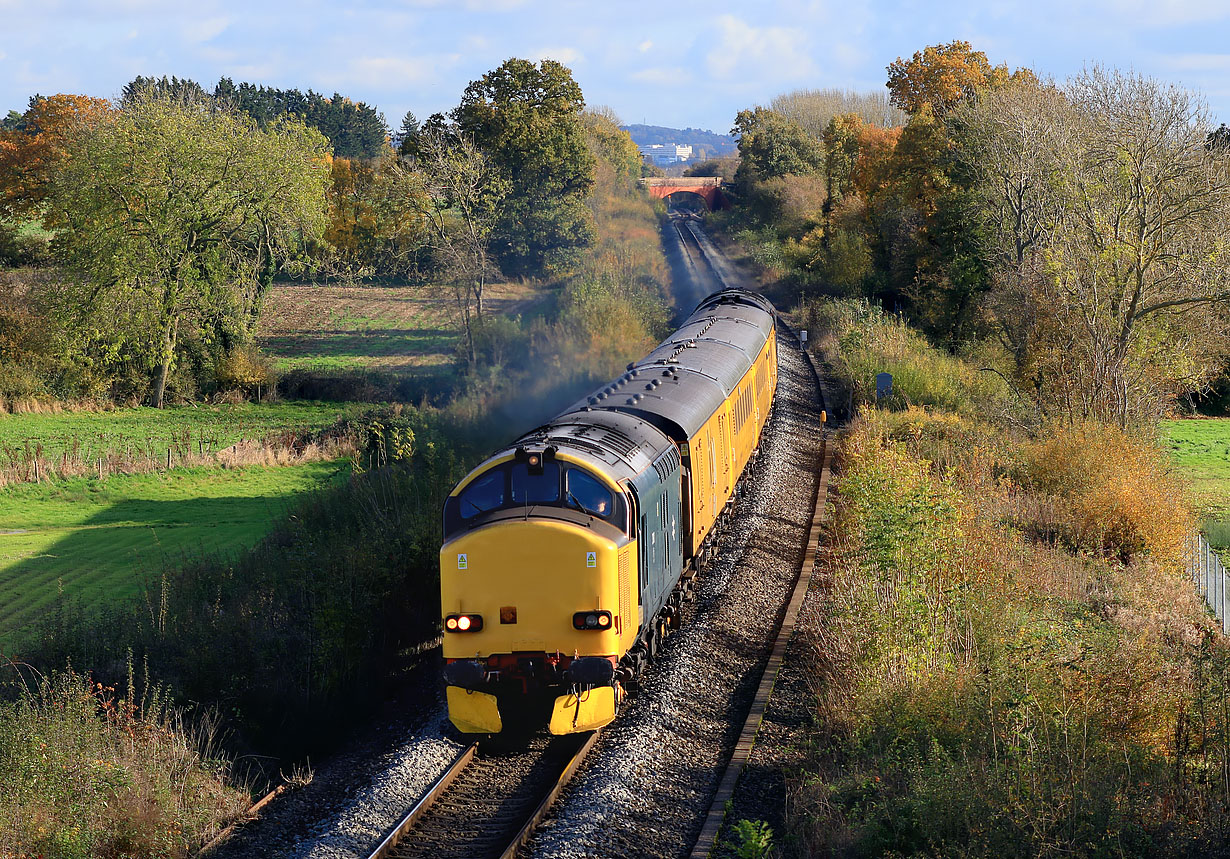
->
[[167, 448, 172, 470], [97, 458, 103, 480]]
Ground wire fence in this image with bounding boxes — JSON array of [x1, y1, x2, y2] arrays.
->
[[1190, 532, 1230, 635]]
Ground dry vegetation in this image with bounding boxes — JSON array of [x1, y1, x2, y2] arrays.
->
[[0, 663, 248, 858], [783, 299, 1229, 857]]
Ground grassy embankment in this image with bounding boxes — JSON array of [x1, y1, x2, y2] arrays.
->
[[0, 461, 345, 641], [773, 299, 1229, 858]]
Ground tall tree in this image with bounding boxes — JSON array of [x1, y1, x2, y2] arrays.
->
[[414, 128, 508, 366], [960, 68, 1230, 425], [731, 106, 825, 185], [47, 95, 331, 407], [397, 110, 421, 157], [452, 58, 595, 276]]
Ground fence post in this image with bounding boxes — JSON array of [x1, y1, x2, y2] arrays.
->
[[166, 448, 172, 470], [1207, 541, 1213, 601], [1222, 553, 1229, 635]]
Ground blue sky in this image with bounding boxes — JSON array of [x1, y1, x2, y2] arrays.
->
[[3, 0, 1229, 133]]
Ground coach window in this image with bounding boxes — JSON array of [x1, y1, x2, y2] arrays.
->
[[566, 468, 615, 519], [511, 461, 560, 505], [459, 468, 505, 517]]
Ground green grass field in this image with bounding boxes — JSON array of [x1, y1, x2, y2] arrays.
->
[[0, 280, 535, 641], [1164, 417, 1230, 547], [256, 283, 540, 374], [0, 461, 348, 641], [1163, 418, 1230, 510], [0, 400, 366, 462]]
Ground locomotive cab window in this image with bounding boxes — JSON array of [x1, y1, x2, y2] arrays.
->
[[511, 461, 560, 505], [444, 459, 630, 537], [458, 469, 504, 517], [566, 468, 615, 519]]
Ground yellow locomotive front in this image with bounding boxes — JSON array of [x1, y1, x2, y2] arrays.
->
[[440, 446, 639, 735]]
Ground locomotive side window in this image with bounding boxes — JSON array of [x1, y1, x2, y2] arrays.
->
[[511, 461, 560, 505], [566, 468, 614, 518], [459, 468, 505, 517]]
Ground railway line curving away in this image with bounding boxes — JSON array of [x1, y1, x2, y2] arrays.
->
[[206, 217, 829, 859]]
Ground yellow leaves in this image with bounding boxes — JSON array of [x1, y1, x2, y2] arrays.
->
[[1024, 421, 1193, 561], [0, 94, 113, 217]]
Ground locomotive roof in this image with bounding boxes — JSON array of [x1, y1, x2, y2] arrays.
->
[[504, 406, 676, 486], [565, 288, 776, 440]]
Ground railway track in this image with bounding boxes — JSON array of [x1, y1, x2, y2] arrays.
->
[[367, 732, 597, 859], [672, 216, 722, 295]]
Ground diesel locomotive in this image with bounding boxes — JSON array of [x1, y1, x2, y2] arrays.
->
[[439, 288, 778, 735]]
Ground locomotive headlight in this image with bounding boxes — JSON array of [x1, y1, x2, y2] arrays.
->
[[445, 613, 483, 633], [573, 610, 613, 630]]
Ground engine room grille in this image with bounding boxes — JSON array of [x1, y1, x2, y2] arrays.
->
[[619, 550, 632, 631]]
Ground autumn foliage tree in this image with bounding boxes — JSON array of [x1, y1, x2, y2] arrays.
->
[[0, 94, 112, 220], [886, 40, 1034, 118], [323, 154, 429, 281]]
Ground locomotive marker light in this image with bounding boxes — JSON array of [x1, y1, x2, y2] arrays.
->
[[573, 610, 613, 630]]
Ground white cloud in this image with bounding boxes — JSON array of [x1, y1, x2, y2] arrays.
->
[[705, 15, 817, 81], [530, 47, 584, 65], [630, 66, 693, 86], [227, 62, 279, 81], [638, 40, 653, 53], [335, 55, 455, 88], [182, 15, 230, 44]]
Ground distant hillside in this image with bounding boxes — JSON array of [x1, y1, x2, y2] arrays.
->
[[622, 124, 738, 159]]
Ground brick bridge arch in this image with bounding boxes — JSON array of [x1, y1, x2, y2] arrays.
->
[[639, 176, 725, 210]]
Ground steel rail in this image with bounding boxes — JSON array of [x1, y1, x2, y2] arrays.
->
[[366, 742, 479, 859], [497, 729, 601, 859]]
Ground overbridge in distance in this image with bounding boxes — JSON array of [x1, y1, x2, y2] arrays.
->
[[639, 176, 725, 210]]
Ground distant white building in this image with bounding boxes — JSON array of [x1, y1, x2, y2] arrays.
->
[[638, 143, 694, 166]]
